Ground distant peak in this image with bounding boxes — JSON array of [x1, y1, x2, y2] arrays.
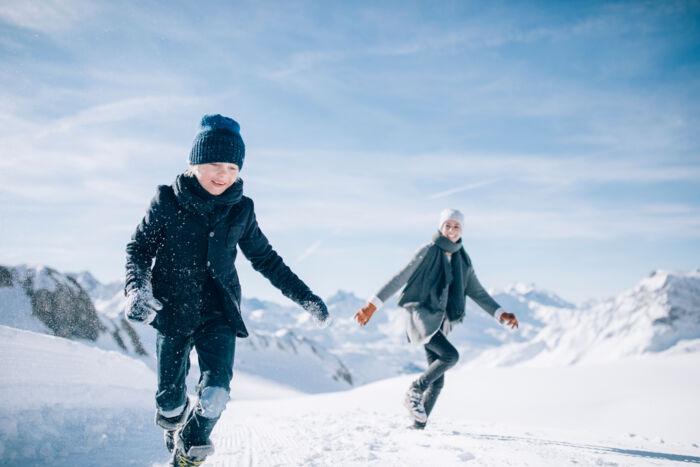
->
[[505, 282, 537, 295], [638, 269, 700, 292], [501, 281, 574, 308], [327, 290, 363, 302], [329, 289, 355, 297]]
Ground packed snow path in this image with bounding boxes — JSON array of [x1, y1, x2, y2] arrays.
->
[[189, 352, 700, 467], [178, 404, 700, 467], [154, 363, 700, 467]]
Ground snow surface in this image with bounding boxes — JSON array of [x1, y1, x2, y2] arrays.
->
[[202, 353, 700, 466], [0, 325, 300, 466], [2, 266, 700, 465], [2, 325, 699, 466]]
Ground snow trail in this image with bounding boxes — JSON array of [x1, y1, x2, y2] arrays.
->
[[197, 404, 700, 467]]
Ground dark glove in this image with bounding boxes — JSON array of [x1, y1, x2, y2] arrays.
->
[[124, 286, 162, 324], [302, 295, 331, 328]]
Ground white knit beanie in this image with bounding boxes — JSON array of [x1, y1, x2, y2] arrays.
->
[[438, 208, 464, 229]]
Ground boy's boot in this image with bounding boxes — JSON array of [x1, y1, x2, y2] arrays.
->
[[170, 407, 218, 466], [155, 398, 192, 453], [403, 382, 427, 423], [170, 432, 214, 467]]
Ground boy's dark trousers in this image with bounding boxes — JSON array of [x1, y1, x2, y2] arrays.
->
[[156, 316, 236, 447]]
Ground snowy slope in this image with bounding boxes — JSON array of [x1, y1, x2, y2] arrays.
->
[[3, 266, 700, 466], [203, 351, 700, 466], [0, 324, 159, 466], [0, 324, 300, 466], [3, 323, 699, 466]]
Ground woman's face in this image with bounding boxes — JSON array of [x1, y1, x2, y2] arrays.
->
[[440, 219, 462, 243], [193, 162, 239, 196]]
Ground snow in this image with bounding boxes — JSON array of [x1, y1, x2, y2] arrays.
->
[[2, 325, 700, 466], [189, 352, 700, 466], [468, 269, 700, 367], [0, 282, 50, 334], [2, 266, 700, 465], [0, 325, 300, 466]]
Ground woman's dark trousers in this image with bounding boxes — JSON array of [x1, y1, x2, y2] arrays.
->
[[413, 331, 459, 418], [156, 317, 236, 448]]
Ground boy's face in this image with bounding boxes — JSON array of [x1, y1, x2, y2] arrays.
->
[[193, 162, 239, 196], [440, 220, 462, 243]]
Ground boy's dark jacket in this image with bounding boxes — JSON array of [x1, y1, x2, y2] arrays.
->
[[125, 174, 319, 338]]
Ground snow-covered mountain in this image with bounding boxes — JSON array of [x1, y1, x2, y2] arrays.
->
[[0, 264, 353, 393], [469, 269, 700, 367], [242, 281, 580, 384], [69, 270, 123, 303], [3, 263, 700, 390], [0, 264, 147, 356]]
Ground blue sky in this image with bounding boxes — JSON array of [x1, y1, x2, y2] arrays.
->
[[1, 0, 698, 305]]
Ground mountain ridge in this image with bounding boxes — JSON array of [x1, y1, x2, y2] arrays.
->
[[2, 263, 699, 387]]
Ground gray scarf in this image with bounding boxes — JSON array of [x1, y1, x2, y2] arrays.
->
[[433, 232, 470, 322], [398, 232, 470, 322]]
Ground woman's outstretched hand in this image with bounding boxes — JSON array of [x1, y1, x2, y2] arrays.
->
[[499, 312, 519, 329], [354, 303, 377, 326]]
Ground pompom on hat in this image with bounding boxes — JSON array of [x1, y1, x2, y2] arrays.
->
[[189, 114, 245, 168], [438, 208, 464, 229]]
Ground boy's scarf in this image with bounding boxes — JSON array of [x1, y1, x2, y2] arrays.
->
[[173, 173, 243, 227]]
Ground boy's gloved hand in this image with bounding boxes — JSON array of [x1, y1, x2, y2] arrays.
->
[[124, 287, 162, 324], [303, 295, 331, 328]]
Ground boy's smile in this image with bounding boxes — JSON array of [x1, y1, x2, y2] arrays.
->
[[193, 162, 240, 196]]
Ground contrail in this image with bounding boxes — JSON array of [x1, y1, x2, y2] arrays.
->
[[428, 179, 499, 199], [297, 240, 323, 263]]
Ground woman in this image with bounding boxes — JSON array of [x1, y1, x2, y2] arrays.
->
[[354, 209, 518, 428], [125, 114, 330, 466]]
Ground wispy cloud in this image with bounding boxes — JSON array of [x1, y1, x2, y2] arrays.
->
[[36, 96, 201, 137], [297, 240, 324, 263], [0, 0, 95, 33], [428, 179, 500, 199]]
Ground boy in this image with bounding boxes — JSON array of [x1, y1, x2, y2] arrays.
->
[[125, 114, 330, 466]]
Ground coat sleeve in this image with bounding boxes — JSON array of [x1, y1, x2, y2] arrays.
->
[[237, 200, 314, 305], [125, 186, 168, 294], [373, 244, 432, 304], [464, 267, 501, 316]]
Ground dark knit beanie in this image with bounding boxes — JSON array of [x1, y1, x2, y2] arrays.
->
[[189, 114, 245, 168]]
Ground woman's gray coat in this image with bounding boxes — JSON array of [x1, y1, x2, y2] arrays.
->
[[373, 242, 501, 345]]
